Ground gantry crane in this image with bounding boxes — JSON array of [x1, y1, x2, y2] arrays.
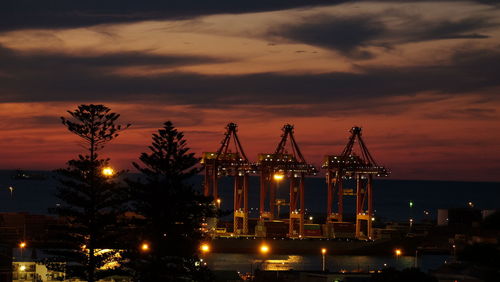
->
[[323, 126, 389, 239], [257, 124, 317, 237], [201, 123, 255, 235]]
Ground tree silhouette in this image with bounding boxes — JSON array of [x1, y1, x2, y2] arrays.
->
[[125, 121, 215, 281], [51, 104, 130, 282]]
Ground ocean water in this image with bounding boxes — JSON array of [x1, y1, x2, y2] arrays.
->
[[0, 170, 499, 222], [204, 253, 451, 273]]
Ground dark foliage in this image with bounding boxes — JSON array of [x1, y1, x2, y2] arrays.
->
[[482, 210, 500, 230], [458, 243, 500, 268], [124, 121, 215, 281], [370, 267, 438, 282], [50, 104, 129, 282]]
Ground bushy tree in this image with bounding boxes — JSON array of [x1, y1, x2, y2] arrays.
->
[[125, 121, 215, 281], [51, 104, 130, 281]]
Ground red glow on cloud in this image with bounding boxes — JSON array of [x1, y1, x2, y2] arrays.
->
[[1, 101, 499, 182]]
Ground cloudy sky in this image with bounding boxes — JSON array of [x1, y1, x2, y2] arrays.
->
[[1, 0, 499, 181]]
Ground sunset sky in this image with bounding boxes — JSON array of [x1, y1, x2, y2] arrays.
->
[[1, 0, 499, 181]]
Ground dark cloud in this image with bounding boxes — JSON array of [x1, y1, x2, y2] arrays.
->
[[272, 14, 495, 57], [271, 15, 385, 59], [2, 0, 497, 33], [396, 17, 494, 42], [0, 0, 347, 32], [1, 45, 499, 114], [0, 46, 224, 71]]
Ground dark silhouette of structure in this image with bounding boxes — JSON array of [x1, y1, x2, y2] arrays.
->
[[201, 123, 256, 234], [201, 124, 388, 239], [257, 124, 317, 237], [323, 126, 389, 239]]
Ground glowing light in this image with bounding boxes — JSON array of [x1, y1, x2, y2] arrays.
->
[[273, 173, 285, 181], [19, 265, 26, 271], [395, 249, 402, 256], [321, 248, 327, 255], [141, 243, 150, 252], [19, 242, 26, 248], [200, 243, 210, 253], [260, 244, 270, 254], [101, 167, 115, 177], [309, 216, 313, 221], [409, 201, 413, 208]]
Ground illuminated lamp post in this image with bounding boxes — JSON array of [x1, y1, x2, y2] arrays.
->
[[199, 242, 211, 266], [258, 243, 270, 271], [409, 201, 414, 231], [321, 248, 327, 271], [19, 241, 26, 258], [395, 249, 402, 264]]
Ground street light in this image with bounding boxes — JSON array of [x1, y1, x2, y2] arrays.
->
[[140, 242, 150, 252], [321, 248, 327, 271], [260, 243, 270, 255], [395, 249, 402, 261], [19, 241, 26, 258], [408, 201, 413, 233], [258, 243, 270, 272], [200, 243, 210, 254], [9, 186, 14, 198]]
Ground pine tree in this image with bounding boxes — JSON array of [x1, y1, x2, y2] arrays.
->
[[51, 104, 130, 281], [125, 121, 215, 281]]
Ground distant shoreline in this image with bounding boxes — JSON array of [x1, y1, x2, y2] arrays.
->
[[1, 169, 499, 184]]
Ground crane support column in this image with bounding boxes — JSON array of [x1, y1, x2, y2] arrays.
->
[[289, 174, 305, 237], [367, 175, 373, 239], [259, 170, 273, 221], [234, 174, 249, 234]]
